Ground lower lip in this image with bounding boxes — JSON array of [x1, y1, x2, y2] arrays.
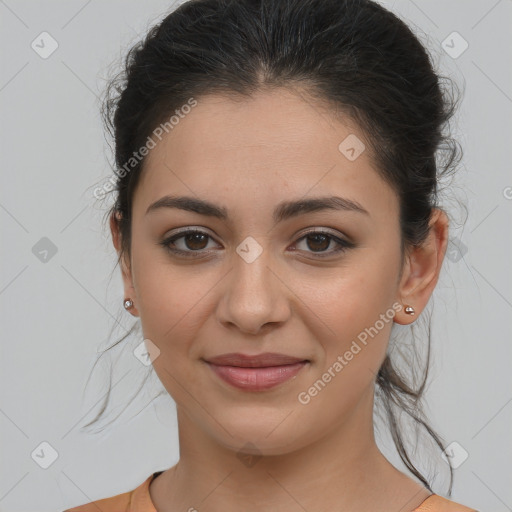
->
[[206, 361, 308, 391]]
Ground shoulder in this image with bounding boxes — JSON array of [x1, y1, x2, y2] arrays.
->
[[63, 489, 131, 512], [413, 494, 480, 512], [62, 473, 157, 512]]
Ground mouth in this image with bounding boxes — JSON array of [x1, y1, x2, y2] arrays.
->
[[202, 352, 310, 391]]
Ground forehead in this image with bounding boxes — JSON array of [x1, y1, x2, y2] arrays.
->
[[134, 88, 398, 221]]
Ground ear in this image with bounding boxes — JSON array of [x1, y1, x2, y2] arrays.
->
[[110, 211, 140, 317], [394, 208, 449, 325]]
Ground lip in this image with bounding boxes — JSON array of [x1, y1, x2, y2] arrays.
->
[[204, 352, 308, 367], [203, 352, 309, 391]]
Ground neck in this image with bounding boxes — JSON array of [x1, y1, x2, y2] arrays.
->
[[150, 386, 431, 511]]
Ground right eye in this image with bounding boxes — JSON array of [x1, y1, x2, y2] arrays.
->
[[159, 228, 220, 257]]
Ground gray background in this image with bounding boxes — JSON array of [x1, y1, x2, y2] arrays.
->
[[1, 0, 511, 510]]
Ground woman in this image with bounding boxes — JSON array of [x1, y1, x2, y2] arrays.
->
[[65, 0, 477, 510]]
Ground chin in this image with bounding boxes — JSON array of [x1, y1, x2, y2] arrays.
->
[[207, 410, 310, 457]]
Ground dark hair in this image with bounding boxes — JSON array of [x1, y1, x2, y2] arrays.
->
[[85, 0, 463, 496]]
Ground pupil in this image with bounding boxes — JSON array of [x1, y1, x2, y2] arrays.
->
[[307, 234, 329, 251], [186, 233, 207, 250]]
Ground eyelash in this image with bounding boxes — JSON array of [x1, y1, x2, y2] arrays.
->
[[159, 228, 355, 259]]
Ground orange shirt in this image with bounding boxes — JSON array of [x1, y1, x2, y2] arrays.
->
[[63, 472, 478, 512]]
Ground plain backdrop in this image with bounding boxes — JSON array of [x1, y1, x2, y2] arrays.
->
[[1, 1, 511, 511]]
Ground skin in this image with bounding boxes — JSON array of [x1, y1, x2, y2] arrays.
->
[[110, 87, 449, 511]]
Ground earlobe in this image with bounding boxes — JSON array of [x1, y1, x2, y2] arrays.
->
[[394, 301, 417, 326], [404, 305, 416, 316], [123, 296, 140, 317], [394, 208, 449, 325]]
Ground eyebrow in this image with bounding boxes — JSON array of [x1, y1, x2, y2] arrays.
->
[[145, 194, 370, 222]]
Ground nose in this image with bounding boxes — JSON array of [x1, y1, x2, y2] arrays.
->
[[215, 247, 291, 335]]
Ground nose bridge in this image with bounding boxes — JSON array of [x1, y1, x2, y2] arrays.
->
[[232, 236, 276, 307], [217, 236, 289, 333]]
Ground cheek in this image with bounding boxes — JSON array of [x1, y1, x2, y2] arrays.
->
[[295, 284, 396, 429], [129, 246, 204, 358], [299, 248, 400, 344], [130, 245, 222, 396], [298, 248, 400, 391]]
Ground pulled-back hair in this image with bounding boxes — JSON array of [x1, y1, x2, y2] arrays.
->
[[86, 0, 463, 496]]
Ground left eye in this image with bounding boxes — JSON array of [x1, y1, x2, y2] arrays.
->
[[160, 229, 353, 258], [294, 231, 353, 256]]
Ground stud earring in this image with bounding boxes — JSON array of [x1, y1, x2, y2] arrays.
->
[[123, 298, 134, 310], [404, 305, 415, 315]]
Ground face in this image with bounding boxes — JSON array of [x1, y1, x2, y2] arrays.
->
[[116, 87, 407, 455]]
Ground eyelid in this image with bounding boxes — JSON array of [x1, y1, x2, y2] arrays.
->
[[163, 226, 348, 242], [164, 225, 216, 236], [296, 227, 346, 239]]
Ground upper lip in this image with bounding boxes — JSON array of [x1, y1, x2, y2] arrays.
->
[[204, 352, 308, 368]]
